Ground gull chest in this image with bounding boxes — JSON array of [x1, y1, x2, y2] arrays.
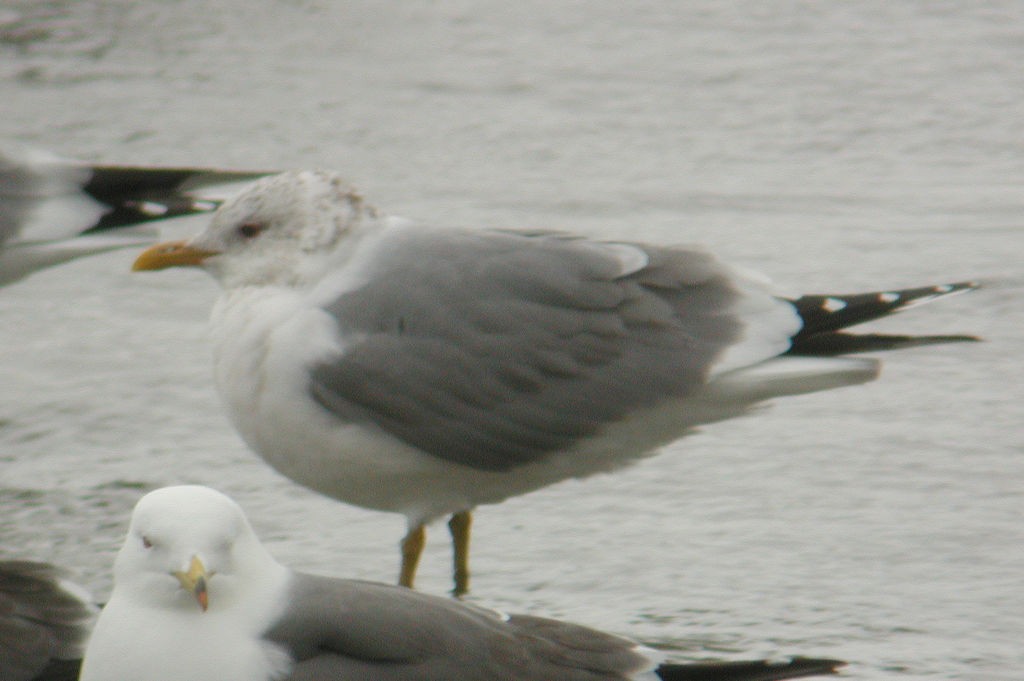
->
[[207, 288, 477, 517]]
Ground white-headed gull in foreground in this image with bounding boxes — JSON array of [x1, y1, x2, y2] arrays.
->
[[132, 170, 978, 594], [79, 485, 845, 681], [0, 147, 271, 286]]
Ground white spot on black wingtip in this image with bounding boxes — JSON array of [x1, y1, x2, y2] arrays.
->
[[822, 297, 847, 312], [876, 282, 980, 314], [192, 200, 219, 211], [137, 201, 169, 216]]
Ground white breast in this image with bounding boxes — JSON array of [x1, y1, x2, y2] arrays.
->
[[209, 286, 450, 512], [79, 596, 292, 681]]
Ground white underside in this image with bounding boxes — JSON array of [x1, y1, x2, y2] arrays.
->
[[211, 286, 880, 527], [80, 570, 294, 681]]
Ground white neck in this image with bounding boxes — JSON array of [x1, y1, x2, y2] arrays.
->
[[80, 563, 294, 681]]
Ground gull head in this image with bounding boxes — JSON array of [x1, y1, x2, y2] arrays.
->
[[132, 170, 373, 289], [112, 485, 280, 614]]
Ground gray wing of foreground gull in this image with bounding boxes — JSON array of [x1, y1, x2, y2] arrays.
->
[[0, 146, 272, 285], [308, 228, 979, 473], [268, 572, 844, 681], [302, 217, 977, 592], [309, 228, 745, 471]]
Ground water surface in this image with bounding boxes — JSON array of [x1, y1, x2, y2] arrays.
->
[[1, 2, 1021, 679]]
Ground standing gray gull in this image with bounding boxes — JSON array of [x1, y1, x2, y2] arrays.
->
[[0, 147, 271, 286], [79, 484, 845, 681], [131, 170, 979, 594], [0, 560, 97, 681]]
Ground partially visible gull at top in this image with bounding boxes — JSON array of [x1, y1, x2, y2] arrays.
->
[[0, 146, 272, 287], [79, 484, 845, 681], [132, 170, 980, 595]]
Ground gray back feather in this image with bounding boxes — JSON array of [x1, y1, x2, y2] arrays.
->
[[308, 228, 744, 470], [267, 572, 653, 681]]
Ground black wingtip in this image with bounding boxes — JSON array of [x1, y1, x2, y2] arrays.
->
[[657, 656, 846, 681], [1, 146, 276, 242], [791, 281, 979, 336], [787, 281, 980, 356], [82, 165, 276, 232], [789, 331, 982, 356]]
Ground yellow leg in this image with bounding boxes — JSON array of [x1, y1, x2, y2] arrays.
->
[[448, 510, 472, 597], [399, 524, 426, 588]]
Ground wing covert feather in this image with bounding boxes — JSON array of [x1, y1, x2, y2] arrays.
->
[[308, 228, 747, 470]]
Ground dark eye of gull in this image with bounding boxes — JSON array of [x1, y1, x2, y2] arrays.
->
[[142, 536, 153, 549], [237, 222, 265, 239]]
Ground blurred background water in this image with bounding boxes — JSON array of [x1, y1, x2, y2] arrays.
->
[[0, 2, 1021, 679]]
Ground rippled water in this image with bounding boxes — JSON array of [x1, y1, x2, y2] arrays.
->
[[1, 2, 1022, 679]]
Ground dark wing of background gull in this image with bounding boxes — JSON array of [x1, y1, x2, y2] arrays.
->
[[0, 147, 272, 286], [266, 573, 845, 681], [0, 561, 97, 681], [310, 228, 747, 471]]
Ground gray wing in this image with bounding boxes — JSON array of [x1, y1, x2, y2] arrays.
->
[[0, 561, 97, 681], [308, 227, 748, 470], [266, 572, 654, 681]]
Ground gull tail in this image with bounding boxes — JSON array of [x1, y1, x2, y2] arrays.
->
[[1, 147, 275, 239], [786, 281, 981, 356], [657, 656, 846, 681], [0, 147, 276, 284], [76, 163, 275, 233]]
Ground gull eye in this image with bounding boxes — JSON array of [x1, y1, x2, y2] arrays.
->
[[237, 222, 265, 239], [142, 536, 153, 549]]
